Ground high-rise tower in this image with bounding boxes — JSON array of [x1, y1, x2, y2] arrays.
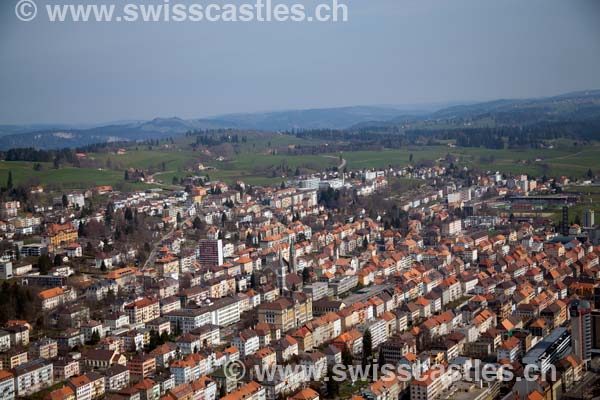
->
[[584, 209, 595, 229], [561, 206, 569, 236], [570, 299, 592, 364]]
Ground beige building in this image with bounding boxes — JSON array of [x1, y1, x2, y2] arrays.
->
[[257, 293, 312, 332], [125, 298, 160, 324]]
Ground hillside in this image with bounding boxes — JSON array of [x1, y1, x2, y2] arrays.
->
[[2, 90, 600, 150]]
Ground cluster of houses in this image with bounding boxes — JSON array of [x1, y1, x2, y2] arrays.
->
[[0, 164, 599, 400]]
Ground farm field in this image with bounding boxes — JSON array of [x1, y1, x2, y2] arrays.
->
[[89, 149, 201, 171], [1, 138, 599, 191], [335, 144, 600, 177], [224, 152, 337, 172], [159, 152, 339, 186], [0, 160, 123, 189]]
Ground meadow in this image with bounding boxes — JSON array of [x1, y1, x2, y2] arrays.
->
[[336, 143, 599, 178], [0, 136, 598, 191], [0, 161, 123, 189]]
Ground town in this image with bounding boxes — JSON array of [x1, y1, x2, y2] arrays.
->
[[0, 157, 599, 400]]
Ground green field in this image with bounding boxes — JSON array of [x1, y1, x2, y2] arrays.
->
[[337, 144, 599, 177], [225, 152, 336, 171], [561, 185, 600, 225], [158, 152, 338, 186], [1, 137, 598, 191], [90, 149, 200, 171], [0, 161, 123, 189]]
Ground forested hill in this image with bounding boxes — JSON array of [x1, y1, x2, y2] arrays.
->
[[2, 90, 600, 150]]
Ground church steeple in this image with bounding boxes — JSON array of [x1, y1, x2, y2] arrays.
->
[[277, 248, 287, 292], [289, 236, 296, 274]]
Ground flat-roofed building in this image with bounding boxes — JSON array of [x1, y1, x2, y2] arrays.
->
[[522, 327, 571, 375]]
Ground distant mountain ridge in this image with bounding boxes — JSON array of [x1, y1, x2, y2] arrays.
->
[[2, 90, 600, 150], [0, 106, 411, 149]]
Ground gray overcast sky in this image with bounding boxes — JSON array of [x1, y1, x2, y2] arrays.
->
[[1, 0, 600, 124]]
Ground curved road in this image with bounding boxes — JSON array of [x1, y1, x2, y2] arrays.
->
[[322, 155, 346, 171]]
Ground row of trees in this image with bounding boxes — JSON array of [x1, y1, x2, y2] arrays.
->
[[410, 119, 600, 150], [195, 133, 247, 146], [2, 147, 79, 164], [0, 281, 38, 324]]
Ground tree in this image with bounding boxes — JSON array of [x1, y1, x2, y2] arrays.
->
[[124, 170, 129, 180], [177, 212, 183, 223], [377, 350, 386, 376], [587, 168, 594, 179], [105, 289, 116, 304], [85, 242, 94, 254], [105, 202, 115, 227], [193, 216, 203, 230], [302, 268, 311, 283], [62, 194, 69, 208], [409, 153, 414, 163], [124, 207, 134, 222], [326, 366, 340, 398], [78, 222, 86, 237], [246, 232, 254, 246], [37, 254, 53, 275], [53, 254, 63, 266], [0, 282, 36, 324], [174, 320, 182, 337], [160, 331, 169, 344], [342, 346, 353, 367], [6, 170, 13, 189], [89, 330, 100, 345], [362, 329, 372, 369], [147, 330, 160, 351], [100, 261, 107, 272]]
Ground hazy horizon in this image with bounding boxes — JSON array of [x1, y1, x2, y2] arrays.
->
[[2, 0, 600, 125], [2, 88, 600, 127]]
